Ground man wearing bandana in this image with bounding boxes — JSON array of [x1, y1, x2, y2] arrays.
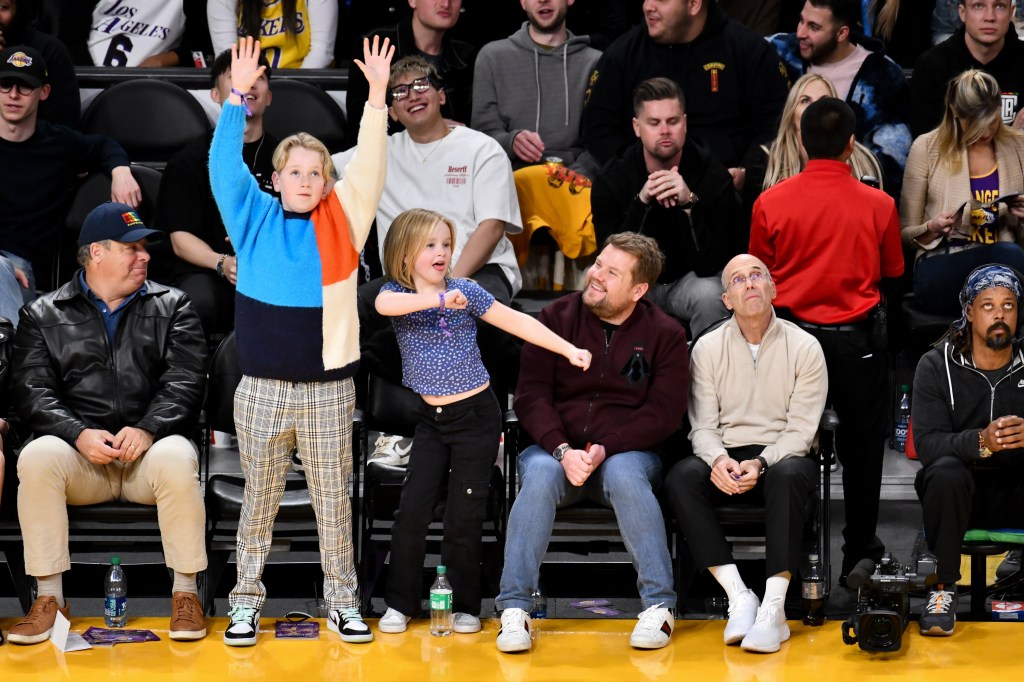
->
[[912, 263, 1024, 637], [664, 254, 827, 654], [496, 232, 689, 654]]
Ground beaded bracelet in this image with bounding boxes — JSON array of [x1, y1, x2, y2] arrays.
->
[[438, 292, 451, 337], [230, 88, 253, 117]]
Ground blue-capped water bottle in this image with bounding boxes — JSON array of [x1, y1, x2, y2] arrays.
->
[[104, 556, 128, 627]]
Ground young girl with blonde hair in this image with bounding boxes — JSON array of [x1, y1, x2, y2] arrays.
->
[[374, 208, 591, 634]]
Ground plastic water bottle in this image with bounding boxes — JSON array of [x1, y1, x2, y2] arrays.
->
[[894, 385, 911, 453], [429, 565, 453, 637], [104, 556, 128, 628], [802, 553, 826, 626], [530, 587, 547, 619]]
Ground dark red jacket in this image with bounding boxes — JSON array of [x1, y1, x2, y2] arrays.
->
[[514, 293, 689, 458]]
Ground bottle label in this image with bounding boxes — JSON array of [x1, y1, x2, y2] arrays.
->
[[429, 589, 452, 611], [802, 582, 824, 600], [104, 596, 126, 618]]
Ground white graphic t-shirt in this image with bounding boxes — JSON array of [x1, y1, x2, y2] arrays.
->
[[88, 0, 187, 67]]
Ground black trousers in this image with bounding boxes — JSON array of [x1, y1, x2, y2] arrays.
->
[[799, 324, 887, 575], [916, 455, 1024, 584], [386, 389, 501, 616], [664, 446, 818, 577]]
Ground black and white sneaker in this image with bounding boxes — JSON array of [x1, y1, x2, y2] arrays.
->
[[920, 587, 957, 636], [224, 606, 260, 647], [328, 607, 374, 643]]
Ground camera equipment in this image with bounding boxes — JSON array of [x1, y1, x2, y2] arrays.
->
[[841, 552, 938, 652]]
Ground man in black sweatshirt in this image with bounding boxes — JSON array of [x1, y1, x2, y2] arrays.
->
[[592, 77, 743, 337], [912, 264, 1024, 637], [910, 0, 1024, 137], [0, 45, 140, 294], [582, 0, 788, 192]]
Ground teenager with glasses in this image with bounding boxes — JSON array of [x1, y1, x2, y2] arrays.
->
[[0, 0, 81, 127], [345, 0, 475, 143], [0, 44, 140, 297]]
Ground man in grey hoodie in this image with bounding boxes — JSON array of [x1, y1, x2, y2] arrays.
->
[[471, 0, 601, 176]]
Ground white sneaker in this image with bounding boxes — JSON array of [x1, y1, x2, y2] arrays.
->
[[496, 608, 531, 653], [224, 606, 260, 647], [740, 596, 790, 653], [370, 434, 413, 467], [327, 607, 374, 643], [630, 604, 673, 649], [378, 607, 411, 634], [724, 589, 759, 645], [453, 612, 482, 633]]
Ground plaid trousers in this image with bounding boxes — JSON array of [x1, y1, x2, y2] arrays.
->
[[229, 375, 358, 610]]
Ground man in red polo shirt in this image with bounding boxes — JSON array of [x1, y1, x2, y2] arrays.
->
[[749, 97, 903, 586]]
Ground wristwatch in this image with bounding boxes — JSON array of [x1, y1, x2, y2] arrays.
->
[[215, 254, 227, 278], [552, 443, 570, 462], [681, 190, 699, 210], [979, 430, 993, 459], [756, 456, 768, 476]]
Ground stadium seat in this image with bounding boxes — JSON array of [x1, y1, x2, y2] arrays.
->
[[81, 79, 211, 167], [262, 79, 347, 153]]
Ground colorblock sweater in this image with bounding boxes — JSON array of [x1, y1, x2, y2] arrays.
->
[[209, 102, 388, 381]]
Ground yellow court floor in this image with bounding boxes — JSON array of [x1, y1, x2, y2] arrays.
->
[[0, 616, 1019, 681]]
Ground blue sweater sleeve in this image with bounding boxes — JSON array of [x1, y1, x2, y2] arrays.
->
[[208, 103, 279, 254]]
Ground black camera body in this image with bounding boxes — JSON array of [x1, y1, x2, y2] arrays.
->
[[842, 552, 938, 652]]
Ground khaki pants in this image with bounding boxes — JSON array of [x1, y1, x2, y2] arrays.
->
[[17, 434, 207, 577]]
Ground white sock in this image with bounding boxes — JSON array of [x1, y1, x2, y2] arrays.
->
[[763, 573, 791, 604], [36, 573, 65, 608], [172, 571, 198, 595], [709, 564, 747, 601]]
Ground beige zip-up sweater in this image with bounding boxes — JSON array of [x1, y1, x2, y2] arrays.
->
[[689, 312, 828, 467]]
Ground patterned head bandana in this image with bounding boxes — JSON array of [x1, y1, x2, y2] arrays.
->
[[953, 264, 1024, 334]]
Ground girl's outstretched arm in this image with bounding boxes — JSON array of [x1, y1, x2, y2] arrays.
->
[[481, 303, 591, 370], [376, 288, 468, 317]]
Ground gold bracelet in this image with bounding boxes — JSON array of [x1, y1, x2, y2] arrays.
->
[[979, 429, 993, 458]]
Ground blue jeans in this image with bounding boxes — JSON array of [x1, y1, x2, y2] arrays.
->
[[496, 445, 676, 611], [0, 255, 25, 326]]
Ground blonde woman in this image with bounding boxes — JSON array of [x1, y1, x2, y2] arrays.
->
[[901, 69, 1024, 315], [744, 73, 882, 212]]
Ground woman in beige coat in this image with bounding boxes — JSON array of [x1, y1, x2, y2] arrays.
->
[[900, 69, 1024, 315]]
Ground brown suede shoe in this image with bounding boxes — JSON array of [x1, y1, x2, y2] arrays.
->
[[169, 592, 207, 640], [7, 596, 71, 645]]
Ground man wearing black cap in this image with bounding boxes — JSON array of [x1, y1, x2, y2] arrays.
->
[[6, 202, 208, 645], [0, 44, 140, 296]]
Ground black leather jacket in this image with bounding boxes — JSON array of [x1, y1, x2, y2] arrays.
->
[[11, 273, 207, 446]]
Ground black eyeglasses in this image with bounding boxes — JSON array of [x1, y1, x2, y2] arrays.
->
[[0, 81, 35, 96], [389, 76, 433, 102]]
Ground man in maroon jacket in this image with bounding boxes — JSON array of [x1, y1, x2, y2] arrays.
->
[[494, 232, 689, 654]]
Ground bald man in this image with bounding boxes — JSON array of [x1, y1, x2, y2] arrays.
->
[[664, 254, 828, 654]]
